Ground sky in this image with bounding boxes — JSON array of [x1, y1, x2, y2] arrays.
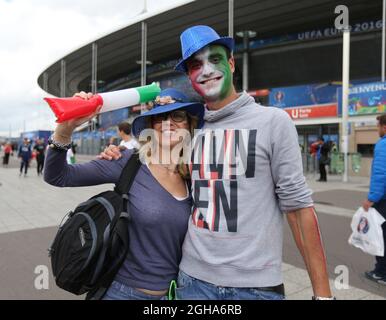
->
[[0, 0, 186, 137]]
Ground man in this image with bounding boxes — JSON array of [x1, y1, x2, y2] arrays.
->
[[18, 138, 32, 177], [117, 122, 139, 150], [317, 138, 331, 182], [33, 139, 46, 176], [362, 113, 386, 284], [100, 26, 333, 300], [310, 138, 323, 175]]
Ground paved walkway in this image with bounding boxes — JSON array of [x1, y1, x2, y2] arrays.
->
[[0, 156, 384, 300]]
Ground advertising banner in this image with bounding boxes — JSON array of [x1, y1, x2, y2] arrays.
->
[[269, 83, 339, 108], [284, 103, 338, 119], [235, 20, 383, 51], [269, 83, 339, 118], [338, 81, 386, 116]]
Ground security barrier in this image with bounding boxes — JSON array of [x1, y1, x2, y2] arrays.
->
[[302, 152, 362, 175]]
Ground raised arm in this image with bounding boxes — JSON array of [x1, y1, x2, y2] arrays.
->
[[43, 91, 131, 188]]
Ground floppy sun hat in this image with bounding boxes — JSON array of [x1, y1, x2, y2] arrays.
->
[[131, 88, 205, 137], [175, 25, 235, 73]]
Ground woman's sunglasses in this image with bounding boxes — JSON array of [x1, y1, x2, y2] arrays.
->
[[151, 110, 188, 123]]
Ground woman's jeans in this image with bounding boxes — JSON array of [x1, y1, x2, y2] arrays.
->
[[102, 280, 168, 300], [175, 270, 285, 300]]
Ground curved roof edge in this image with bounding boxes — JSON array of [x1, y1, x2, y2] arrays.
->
[[38, 0, 195, 78]]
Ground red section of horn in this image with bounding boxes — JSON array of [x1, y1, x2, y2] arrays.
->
[[43, 95, 104, 123]]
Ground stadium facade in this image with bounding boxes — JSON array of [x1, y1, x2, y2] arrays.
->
[[37, 0, 385, 177]]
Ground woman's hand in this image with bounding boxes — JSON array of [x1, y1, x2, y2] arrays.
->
[[54, 91, 102, 143]]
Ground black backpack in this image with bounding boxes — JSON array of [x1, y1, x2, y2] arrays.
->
[[48, 153, 141, 300]]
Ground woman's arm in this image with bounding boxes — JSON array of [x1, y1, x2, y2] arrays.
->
[[44, 148, 133, 187], [43, 91, 133, 188]]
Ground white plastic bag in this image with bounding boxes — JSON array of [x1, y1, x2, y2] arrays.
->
[[348, 207, 385, 256]]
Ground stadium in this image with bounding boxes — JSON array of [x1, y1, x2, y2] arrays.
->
[[37, 0, 384, 177]]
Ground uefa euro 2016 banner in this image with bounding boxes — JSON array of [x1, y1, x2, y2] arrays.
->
[[268, 83, 339, 119], [338, 81, 386, 116]]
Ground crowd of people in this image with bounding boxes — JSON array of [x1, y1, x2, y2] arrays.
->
[[1, 137, 47, 177], [0, 121, 139, 176]]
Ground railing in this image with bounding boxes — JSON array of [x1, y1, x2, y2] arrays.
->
[[301, 152, 362, 175]]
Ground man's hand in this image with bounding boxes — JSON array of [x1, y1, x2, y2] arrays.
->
[[362, 199, 374, 212], [97, 144, 122, 160]]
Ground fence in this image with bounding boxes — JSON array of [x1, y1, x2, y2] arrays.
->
[[302, 152, 362, 175]]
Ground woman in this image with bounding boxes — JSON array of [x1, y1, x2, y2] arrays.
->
[[2, 142, 12, 166], [44, 88, 204, 300]]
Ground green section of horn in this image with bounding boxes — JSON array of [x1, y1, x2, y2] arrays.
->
[[136, 82, 161, 103]]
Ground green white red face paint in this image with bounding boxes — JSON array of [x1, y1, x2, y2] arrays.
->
[[187, 45, 233, 102]]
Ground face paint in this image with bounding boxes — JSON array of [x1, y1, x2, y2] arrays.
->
[[187, 45, 233, 102]]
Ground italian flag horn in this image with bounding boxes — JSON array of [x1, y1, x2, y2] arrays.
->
[[44, 82, 161, 123]]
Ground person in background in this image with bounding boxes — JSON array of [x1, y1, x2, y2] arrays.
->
[[362, 113, 386, 285], [18, 138, 32, 177], [71, 142, 77, 156], [331, 141, 338, 153], [106, 136, 117, 148], [2, 142, 13, 166], [317, 138, 331, 182], [117, 122, 140, 150], [66, 144, 75, 164], [33, 138, 46, 176]]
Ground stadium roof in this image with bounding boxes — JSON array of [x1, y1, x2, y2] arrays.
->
[[37, 0, 381, 97]]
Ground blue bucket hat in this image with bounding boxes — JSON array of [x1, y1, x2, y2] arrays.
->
[[131, 88, 205, 137], [175, 25, 234, 73]]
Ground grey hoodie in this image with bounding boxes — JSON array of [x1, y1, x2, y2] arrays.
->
[[180, 92, 313, 287]]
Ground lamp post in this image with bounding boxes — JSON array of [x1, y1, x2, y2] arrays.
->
[[382, 0, 385, 82], [228, 0, 234, 38], [341, 28, 350, 182], [236, 30, 256, 92], [140, 0, 148, 114]]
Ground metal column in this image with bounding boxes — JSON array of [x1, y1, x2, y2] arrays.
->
[[60, 60, 66, 97], [383, 0, 385, 82], [91, 42, 98, 94], [242, 32, 249, 91], [228, 0, 234, 38], [141, 21, 148, 113], [342, 29, 350, 182], [43, 72, 48, 93]]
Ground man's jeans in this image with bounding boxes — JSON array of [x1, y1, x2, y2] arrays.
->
[[374, 200, 386, 276], [175, 270, 285, 300], [102, 280, 168, 300]]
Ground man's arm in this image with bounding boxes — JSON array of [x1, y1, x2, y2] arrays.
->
[[287, 207, 332, 298], [269, 109, 332, 298], [364, 141, 386, 210]]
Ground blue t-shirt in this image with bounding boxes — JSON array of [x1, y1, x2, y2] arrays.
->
[[44, 148, 191, 291], [18, 144, 32, 161]]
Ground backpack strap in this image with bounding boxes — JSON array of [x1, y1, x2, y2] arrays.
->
[[86, 152, 141, 300], [114, 151, 141, 195]]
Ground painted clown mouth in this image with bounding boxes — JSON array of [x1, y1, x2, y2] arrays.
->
[[198, 76, 223, 85]]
